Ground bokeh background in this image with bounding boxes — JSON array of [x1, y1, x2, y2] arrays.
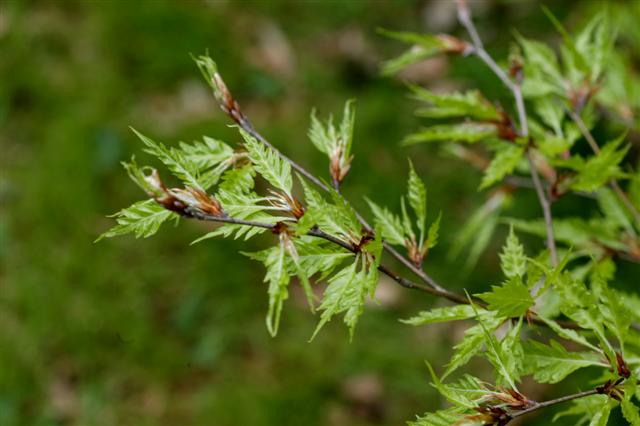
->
[[2, 1, 638, 425]]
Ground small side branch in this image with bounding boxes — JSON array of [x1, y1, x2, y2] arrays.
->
[[455, 0, 558, 266], [509, 388, 599, 422]]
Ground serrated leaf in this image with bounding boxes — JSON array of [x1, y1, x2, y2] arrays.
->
[[522, 340, 605, 383], [478, 277, 534, 318], [426, 362, 488, 410], [404, 123, 497, 145], [410, 86, 500, 121], [597, 187, 634, 233], [378, 29, 454, 75], [178, 136, 234, 189], [567, 133, 630, 192], [499, 226, 527, 278], [427, 212, 442, 249], [263, 238, 290, 337], [97, 199, 176, 241], [622, 380, 640, 426], [443, 312, 504, 378], [365, 198, 405, 246], [240, 128, 292, 195], [131, 127, 203, 189], [479, 144, 524, 189], [311, 256, 373, 341], [536, 314, 601, 352], [409, 408, 465, 426], [402, 305, 479, 326], [408, 160, 427, 245]]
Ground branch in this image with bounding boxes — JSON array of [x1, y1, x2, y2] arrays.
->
[[508, 388, 599, 422], [187, 209, 467, 301], [566, 108, 640, 227], [211, 70, 463, 298], [455, 0, 558, 266]]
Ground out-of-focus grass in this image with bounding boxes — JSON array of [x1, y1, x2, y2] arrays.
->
[[0, 1, 636, 425]]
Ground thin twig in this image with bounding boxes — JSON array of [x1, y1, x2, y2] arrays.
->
[[509, 388, 599, 421], [566, 108, 640, 226], [189, 210, 462, 299], [455, 0, 558, 266]]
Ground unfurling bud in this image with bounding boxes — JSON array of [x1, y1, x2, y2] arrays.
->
[[268, 190, 305, 219], [329, 145, 353, 186], [194, 54, 247, 125], [143, 168, 224, 218]]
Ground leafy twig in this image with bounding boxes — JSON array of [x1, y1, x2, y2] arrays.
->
[[455, 0, 558, 266]]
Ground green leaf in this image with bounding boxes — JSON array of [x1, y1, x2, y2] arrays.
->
[[495, 318, 523, 388], [622, 380, 640, 426], [522, 340, 605, 383], [479, 144, 524, 189], [597, 187, 634, 233], [443, 312, 504, 378], [131, 127, 203, 189], [499, 226, 527, 278], [516, 34, 564, 98], [97, 200, 175, 241], [407, 160, 427, 245], [427, 212, 442, 249], [567, 133, 630, 192], [536, 314, 601, 353], [426, 362, 488, 410], [178, 136, 234, 189], [404, 123, 497, 145], [401, 305, 479, 326], [409, 408, 464, 426], [378, 29, 456, 75], [311, 256, 370, 341], [240, 128, 292, 195], [263, 238, 290, 337], [365, 198, 405, 246], [554, 395, 610, 425], [478, 277, 534, 318], [591, 260, 632, 349], [301, 178, 360, 241], [410, 86, 500, 121]]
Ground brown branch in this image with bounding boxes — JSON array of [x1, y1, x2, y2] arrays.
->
[[455, 0, 558, 267], [508, 388, 599, 422], [566, 108, 640, 227]]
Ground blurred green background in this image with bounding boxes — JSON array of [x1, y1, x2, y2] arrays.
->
[[1, 1, 638, 425]]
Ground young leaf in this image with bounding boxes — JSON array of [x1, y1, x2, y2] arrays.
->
[[410, 86, 500, 121], [478, 277, 534, 318], [622, 380, 640, 426], [240, 128, 292, 195], [567, 133, 630, 192], [131, 127, 203, 190], [310, 259, 359, 341], [408, 160, 427, 245], [404, 123, 497, 145], [499, 226, 527, 278], [443, 312, 504, 378], [479, 144, 524, 189], [522, 340, 606, 383], [264, 238, 290, 336], [378, 29, 464, 75], [401, 305, 480, 326], [426, 362, 488, 409], [97, 199, 176, 241], [427, 212, 442, 249], [365, 198, 405, 246], [536, 314, 601, 353]]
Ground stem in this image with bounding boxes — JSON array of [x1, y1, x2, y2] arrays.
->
[[455, 0, 558, 266], [509, 388, 599, 421], [190, 211, 451, 298], [566, 108, 640, 227], [233, 96, 459, 295]]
